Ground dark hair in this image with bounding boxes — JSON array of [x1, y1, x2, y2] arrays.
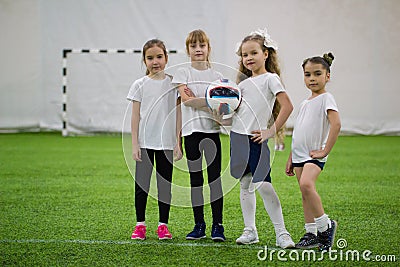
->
[[236, 34, 281, 83], [302, 52, 334, 73], [142, 39, 168, 75]]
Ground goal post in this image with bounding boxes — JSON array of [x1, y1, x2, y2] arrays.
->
[[61, 48, 183, 136]]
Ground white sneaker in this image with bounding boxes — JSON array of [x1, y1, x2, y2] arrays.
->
[[236, 227, 259, 245], [276, 232, 295, 249]]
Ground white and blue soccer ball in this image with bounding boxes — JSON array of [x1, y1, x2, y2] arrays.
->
[[205, 78, 241, 116]]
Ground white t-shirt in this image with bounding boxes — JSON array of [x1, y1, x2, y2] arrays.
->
[[127, 75, 177, 150], [172, 66, 223, 136], [231, 72, 285, 135], [291, 92, 339, 163]]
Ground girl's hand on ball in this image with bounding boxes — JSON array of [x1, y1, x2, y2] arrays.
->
[[212, 109, 224, 125]]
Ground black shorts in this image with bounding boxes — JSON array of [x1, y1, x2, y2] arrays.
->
[[230, 131, 271, 183], [292, 160, 325, 170]]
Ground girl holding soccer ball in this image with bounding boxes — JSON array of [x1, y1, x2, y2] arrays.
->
[[127, 39, 182, 240], [286, 53, 341, 251], [172, 29, 226, 241]]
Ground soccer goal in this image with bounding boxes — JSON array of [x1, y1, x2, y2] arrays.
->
[[61, 48, 187, 136]]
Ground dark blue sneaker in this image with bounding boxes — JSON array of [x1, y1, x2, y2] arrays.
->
[[186, 222, 206, 240], [295, 232, 319, 249], [318, 219, 337, 251], [211, 223, 225, 242]]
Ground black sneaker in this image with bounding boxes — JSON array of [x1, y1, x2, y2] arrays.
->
[[211, 223, 225, 242], [295, 233, 319, 249], [186, 222, 206, 240], [317, 219, 337, 251]]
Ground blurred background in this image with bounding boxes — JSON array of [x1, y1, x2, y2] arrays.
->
[[1, 0, 399, 135]]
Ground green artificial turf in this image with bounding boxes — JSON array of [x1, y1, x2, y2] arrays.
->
[[0, 133, 399, 266]]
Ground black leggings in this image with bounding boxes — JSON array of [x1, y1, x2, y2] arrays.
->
[[134, 149, 173, 224], [184, 132, 223, 224]]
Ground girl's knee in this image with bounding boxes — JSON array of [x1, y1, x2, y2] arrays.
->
[[299, 180, 315, 195], [256, 182, 276, 195], [240, 174, 252, 190]]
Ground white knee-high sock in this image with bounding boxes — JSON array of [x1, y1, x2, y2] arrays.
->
[[240, 174, 256, 230], [255, 181, 287, 237]]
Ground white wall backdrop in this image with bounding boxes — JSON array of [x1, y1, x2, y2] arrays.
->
[[1, 0, 399, 135]]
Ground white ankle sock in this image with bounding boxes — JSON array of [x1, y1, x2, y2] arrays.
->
[[315, 214, 330, 232], [137, 221, 146, 226], [305, 223, 317, 235]]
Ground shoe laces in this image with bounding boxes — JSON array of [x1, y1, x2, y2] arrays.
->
[[212, 224, 223, 234], [135, 225, 146, 230], [194, 223, 205, 232], [318, 229, 330, 238], [301, 233, 316, 240], [242, 227, 254, 236], [157, 224, 169, 234], [279, 232, 292, 241], [133, 225, 146, 235]]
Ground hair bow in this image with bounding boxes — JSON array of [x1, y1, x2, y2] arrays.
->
[[249, 28, 278, 51]]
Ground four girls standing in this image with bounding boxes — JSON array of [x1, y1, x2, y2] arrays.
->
[[128, 29, 340, 251]]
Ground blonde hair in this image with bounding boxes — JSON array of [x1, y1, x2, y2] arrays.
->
[[185, 29, 211, 67], [236, 34, 281, 84], [142, 39, 168, 75]]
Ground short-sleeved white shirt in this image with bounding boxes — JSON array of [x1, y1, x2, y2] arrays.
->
[[127, 75, 177, 150], [172, 66, 223, 137], [291, 92, 339, 163], [231, 72, 285, 135]]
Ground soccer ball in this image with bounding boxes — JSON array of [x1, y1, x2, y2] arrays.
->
[[205, 78, 241, 116]]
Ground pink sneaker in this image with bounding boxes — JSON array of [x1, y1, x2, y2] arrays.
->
[[131, 225, 146, 240], [157, 224, 172, 240]]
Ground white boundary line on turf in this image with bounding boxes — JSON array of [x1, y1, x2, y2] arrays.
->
[[0, 239, 279, 250]]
